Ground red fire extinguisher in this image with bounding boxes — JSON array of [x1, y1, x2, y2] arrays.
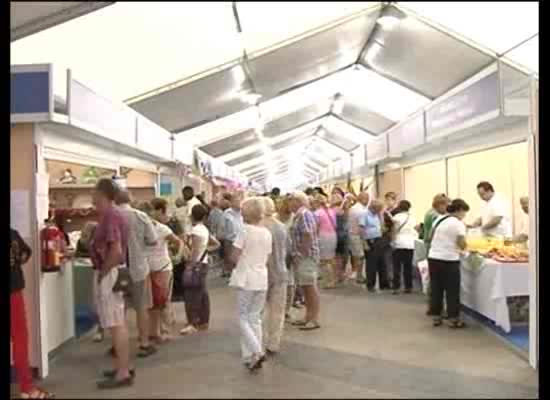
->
[[40, 220, 65, 272]]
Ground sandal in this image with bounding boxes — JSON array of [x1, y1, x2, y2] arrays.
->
[[20, 388, 55, 398], [291, 319, 307, 326], [449, 320, 467, 329], [433, 318, 443, 327], [137, 345, 157, 358], [103, 369, 136, 379], [97, 376, 134, 390], [299, 321, 321, 331]]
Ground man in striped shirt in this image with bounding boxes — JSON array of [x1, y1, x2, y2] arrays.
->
[[289, 191, 321, 331]]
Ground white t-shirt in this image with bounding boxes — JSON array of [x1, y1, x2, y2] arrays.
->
[[480, 193, 512, 237], [348, 203, 367, 236], [519, 212, 529, 237], [229, 224, 272, 291], [175, 197, 202, 235], [429, 216, 466, 261], [392, 212, 418, 250], [148, 222, 173, 272], [190, 223, 210, 264]]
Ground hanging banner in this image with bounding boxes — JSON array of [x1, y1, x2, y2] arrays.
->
[[426, 71, 501, 139]]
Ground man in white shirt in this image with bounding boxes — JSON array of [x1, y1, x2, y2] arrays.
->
[[174, 186, 202, 237], [115, 191, 158, 358], [468, 181, 512, 238], [347, 191, 369, 283]]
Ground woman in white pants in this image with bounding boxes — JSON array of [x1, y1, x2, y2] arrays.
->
[[261, 197, 289, 356], [229, 197, 273, 371]]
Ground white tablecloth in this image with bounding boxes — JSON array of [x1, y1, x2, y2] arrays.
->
[[460, 258, 529, 333]]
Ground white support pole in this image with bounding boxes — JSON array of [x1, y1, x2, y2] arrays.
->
[[527, 78, 538, 370]]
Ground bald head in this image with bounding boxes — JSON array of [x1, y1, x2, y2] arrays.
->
[[520, 196, 529, 214], [358, 191, 370, 206]]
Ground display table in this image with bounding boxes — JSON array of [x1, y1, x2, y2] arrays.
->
[[73, 258, 96, 336], [460, 258, 529, 333], [414, 240, 529, 333]]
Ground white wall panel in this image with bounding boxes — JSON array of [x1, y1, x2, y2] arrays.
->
[[69, 79, 137, 147], [137, 116, 172, 161]]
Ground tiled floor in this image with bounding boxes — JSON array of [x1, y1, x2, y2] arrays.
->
[[37, 278, 538, 399]]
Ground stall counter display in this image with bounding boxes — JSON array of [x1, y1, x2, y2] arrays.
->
[[466, 236, 529, 263]]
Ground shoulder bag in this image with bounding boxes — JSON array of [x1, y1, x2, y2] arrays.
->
[[112, 249, 132, 296], [181, 244, 209, 289], [393, 214, 411, 239], [428, 215, 452, 243]]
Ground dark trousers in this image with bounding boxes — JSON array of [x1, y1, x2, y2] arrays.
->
[[223, 240, 235, 274], [392, 249, 414, 290], [428, 258, 461, 319], [366, 239, 389, 290], [183, 271, 210, 327]]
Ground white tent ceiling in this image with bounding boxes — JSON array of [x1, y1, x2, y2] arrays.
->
[[11, 1, 538, 188], [10, 1, 114, 42]]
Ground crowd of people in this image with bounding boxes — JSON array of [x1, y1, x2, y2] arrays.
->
[[10, 176, 529, 394]]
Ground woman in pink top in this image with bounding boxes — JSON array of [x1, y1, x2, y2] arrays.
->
[[314, 194, 338, 289]]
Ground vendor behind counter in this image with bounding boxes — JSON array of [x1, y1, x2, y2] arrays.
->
[[467, 181, 512, 238]]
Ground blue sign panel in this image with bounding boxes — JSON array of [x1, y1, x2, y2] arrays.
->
[[10, 71, 50, 114]]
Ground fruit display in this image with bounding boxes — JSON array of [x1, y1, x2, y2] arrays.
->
[[467, 236, 528, 263], [486, 246, 529, 263]]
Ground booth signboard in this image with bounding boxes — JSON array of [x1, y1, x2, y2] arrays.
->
[[388, 113, 425, 157], [426, 71, 501, 140], [11, 64, 53, 122]]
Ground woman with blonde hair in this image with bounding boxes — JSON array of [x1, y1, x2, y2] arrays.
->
[[260, 197, 289, 356], [229, 197, 272, 371], [314, 193, 338, 289]]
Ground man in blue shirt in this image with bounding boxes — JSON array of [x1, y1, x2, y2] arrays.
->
[[359, 199, 390, 292], [222, 192, 244, 278]]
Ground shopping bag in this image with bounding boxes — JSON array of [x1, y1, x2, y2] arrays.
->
[[417, 259, 430, 295]]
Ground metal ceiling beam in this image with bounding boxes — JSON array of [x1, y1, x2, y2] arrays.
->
[[11, 2, 115, 42], [232, 1, 257, 96], [330, 113, 384, 137], [218, 114, 327, 162], [315, 131, 352, 153]]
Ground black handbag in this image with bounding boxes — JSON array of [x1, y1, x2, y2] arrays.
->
[[112, 267, 132, 296]]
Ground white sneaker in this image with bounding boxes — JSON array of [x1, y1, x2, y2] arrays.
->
[[179, 325, 198, 336]]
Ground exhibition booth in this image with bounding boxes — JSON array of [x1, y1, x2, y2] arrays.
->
[[318, 61, 538, 368]]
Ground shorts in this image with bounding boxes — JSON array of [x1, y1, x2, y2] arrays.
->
[[94, 267, 126, 329], [150, 270, 173, 310], [349, 235, 365, 258], [128, 274, 153, 311], [295, 256, 319, 287]]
